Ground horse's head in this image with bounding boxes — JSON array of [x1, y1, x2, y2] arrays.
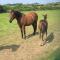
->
[[43, 14, 47, 20], [9, 10, 16, 23], [9, 10, 22, 23]]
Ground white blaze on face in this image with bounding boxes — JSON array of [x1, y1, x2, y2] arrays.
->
[[10, 12, 15, 20]]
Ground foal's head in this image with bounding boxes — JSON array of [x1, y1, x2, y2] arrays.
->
[[9, 10, 22, 23], [43, 14, 47, 20]]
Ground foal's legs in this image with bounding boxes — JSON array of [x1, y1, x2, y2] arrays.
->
[[44, 29, 47, 40], [46, 30, 47, 38], [42, 33, 44, 41], [39, 30, 41, 38]]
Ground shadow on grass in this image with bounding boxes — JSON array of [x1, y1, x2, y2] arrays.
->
[[46, 32, 54, 43], [41, 32, 54, 46], [0, 44, 20, 52], [26, 32, 39, 39]]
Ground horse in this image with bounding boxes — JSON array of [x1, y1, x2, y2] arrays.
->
[[9, 10, 38, 39], [38, 14, 48, 41]]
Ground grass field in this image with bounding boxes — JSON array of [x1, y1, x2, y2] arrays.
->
[[0, 10, 60, 60]]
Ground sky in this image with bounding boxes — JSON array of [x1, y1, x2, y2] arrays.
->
[[0, 0, 60, 5]]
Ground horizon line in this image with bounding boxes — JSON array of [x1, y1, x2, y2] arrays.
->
[[0, 1, 60, 5]]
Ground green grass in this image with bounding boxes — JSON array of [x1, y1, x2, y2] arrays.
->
[[0, 10, 60, 37], [0, 13, 19, 37], [0, 10, 60, 60], [48, 47, 60, 60], [35, 47, 60, 60]]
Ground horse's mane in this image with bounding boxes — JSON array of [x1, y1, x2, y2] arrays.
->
[[14, 11, 23, 18], [11, 10, 23, 18]]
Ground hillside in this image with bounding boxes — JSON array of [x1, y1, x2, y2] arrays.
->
[[0, 2, 60, 13]]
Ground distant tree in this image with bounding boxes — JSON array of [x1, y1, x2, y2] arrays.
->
[[0, 5, 6, 13]]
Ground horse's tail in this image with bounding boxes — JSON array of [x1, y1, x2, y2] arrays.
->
[[33, 12, 38, 22], [36, 13, 38, 21]]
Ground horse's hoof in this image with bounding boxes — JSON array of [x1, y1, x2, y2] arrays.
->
[[33, 33, 35, 35], [24, 37, 26, 40], [40, 43, 45, 46], [40, 44, 44, 46], [40, 40, 46, 46], [22, 36, 23, 39], [42, 40, 44, 41], [24, 38, 26, 40]]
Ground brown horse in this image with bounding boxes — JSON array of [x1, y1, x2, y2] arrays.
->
[[9, 10, 38, 39], [38, 14, 48, 41]]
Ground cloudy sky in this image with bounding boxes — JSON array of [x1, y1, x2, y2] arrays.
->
[[0, 0, 60, 5]]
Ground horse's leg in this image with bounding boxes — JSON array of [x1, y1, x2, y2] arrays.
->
[[45, 29, 48, 42], [34, 21, 37, 34], [21, 28, 23, 38], [21, 26, 25, 39], [46, 30, 47, 38], [32, 21, 37, 35], [42, 33, 44, 41], [39, 30, 41, 38], [32, 23, 35, 35], [21, 26, 26, 39], [24, 26, 26, 39]]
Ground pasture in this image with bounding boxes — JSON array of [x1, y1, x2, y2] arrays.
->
[[0, 10, 60, 60]]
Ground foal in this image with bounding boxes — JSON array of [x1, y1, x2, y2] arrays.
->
[[38, 14, 48, 41]]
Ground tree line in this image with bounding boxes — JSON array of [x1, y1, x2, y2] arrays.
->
[[0, 2, 60, 13]]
